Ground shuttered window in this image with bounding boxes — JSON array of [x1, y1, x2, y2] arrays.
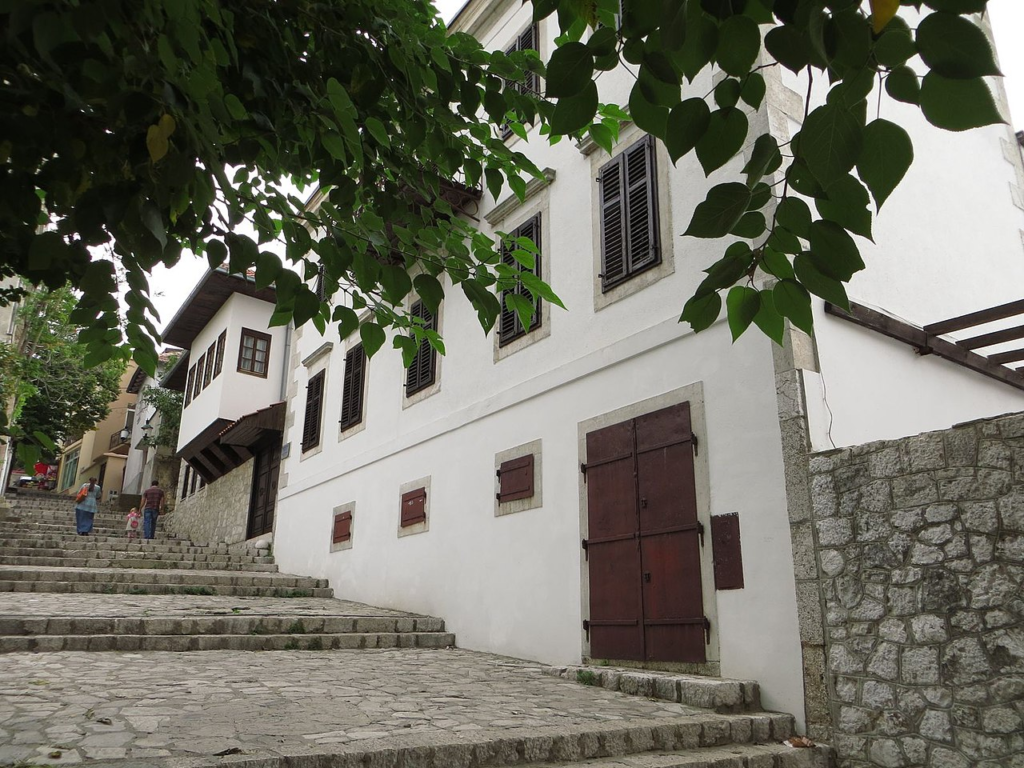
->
[[213, 331, 226, 378], [204, 343, 216, 387], [499, 215, 542, 347], [301, 370, 326, 451], [332, 511, 353, 543], [401, 488, 427, 527], [501, 24, 540, 141], [193, 356, 205, 399], [598, 135, 660, 291], [406, 301, 437, 397], [339, 344, 366, 431], [497, 454, 535, 502], [184, 365, 196, 407]]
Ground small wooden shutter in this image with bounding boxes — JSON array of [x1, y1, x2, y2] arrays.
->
[[499, 214, 542, 347], [339, 345, 366, 431], [497, 454, 534, 502], [406, 302, 437, 396], [599, 135, 659, 290], [401, 488, 427, 527], [711, 513, 744, 590], [214, 331, 226, 377], [333, 511, 353, 543], [301, 370, 326, 451]]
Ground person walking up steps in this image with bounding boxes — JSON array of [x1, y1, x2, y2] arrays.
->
[[74, 477, 101, 535], [140, 479, 165, 541]]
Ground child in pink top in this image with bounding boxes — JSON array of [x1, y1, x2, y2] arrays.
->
[[125, 508, 141, 540]]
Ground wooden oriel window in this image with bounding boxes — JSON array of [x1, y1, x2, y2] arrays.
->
[[184, 364, 196, 407], [501, 24, 540, 140], [332, 511, 353, 543], [204, 342, 216, 387], [238, 328, 271, 377], [339, 344, 366, 431], [499, 214, 542, 347], [400, 488, 427, 527], [598, 135, 660, 291], [193, 356, 205, 399], [497, 454, 535, 502], [301, 369, 326, 452], [406, 301, 437, 397], [213, 331, 226, 378]]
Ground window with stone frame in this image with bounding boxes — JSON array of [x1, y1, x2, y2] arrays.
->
[[498, 214, 542, 347], [405, 302, 437, 397]]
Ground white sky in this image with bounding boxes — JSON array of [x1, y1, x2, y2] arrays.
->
[[146, 1, 1024, 338]]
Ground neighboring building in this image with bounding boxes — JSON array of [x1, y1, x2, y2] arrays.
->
[[56, 366, 138, 502], [121, 350, 183, 507], [158, 267, 287, 546]]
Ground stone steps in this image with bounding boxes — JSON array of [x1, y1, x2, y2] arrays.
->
[[0, 542, 273, 563], [0, 554, 279, 571], [0, 565, 327, 591], [0, 536, 259, 556], [0, 579, 335, 597]]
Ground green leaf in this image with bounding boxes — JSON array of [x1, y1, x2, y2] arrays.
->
[[741, 134, 782, 186], [816, 174, 873, 239], [461, 280, 501, 330], [726, 285, 761, 341], [765, 25, 811, 73], [414, 274, 445, 314], [334, 306, 360, 339], [731, 211, 766, 239], [776, 197, 812, 238], [665, 98, 711, 163], [628, 84, 669, 138], [359, 322, 386, 357], [695, 108, 748, 175], [916, 12, 1000, 79], [678, 14, 719, 82], [714, 78, 741, 109], [922, 0, 987, 10], [684, 183, 753, 238], [752, 289, 785, 344], [772, 279, 814, 335], [761, 247, 795, 280], [293, 287, 321, 326], [520, 271, 566, 308], [223, 94, 247, 120], [856, 118, 913, 210], [364, 117, 391, 148], [885, 66, 920, 105], [32, 431, 57, 451], [205, 239, 227, 270], [717, 15, 761, 77], [920, 73, 1004, 132], [800, 103, 863, 185], [874, 22, 916, 68], [794, 253, 851, 310], [546, 42, 595, 98], [740, 72, 766, 110], [392, 334, 418, 367], [485, 167, 504, 202], [748, 182, 771, 211], [589, 122, 614, 155], [551, 80, 599, 134], [680, 291, 723, 332], [806, 220, 865, 281], [254, 253, 282, 290], [27, 232, 66, 272]]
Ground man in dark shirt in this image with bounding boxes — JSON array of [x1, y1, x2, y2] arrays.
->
[[140, 480, 166, 541]]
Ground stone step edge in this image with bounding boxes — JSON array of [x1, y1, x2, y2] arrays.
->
[[0, 557, 279, 571], [0, 568, 325, 585], [544, 665, 760, 714], [0, 616, 445, 635], [0, 581, 334, 597], [0, 631, 457, 653], [164, 714, 803, 768]]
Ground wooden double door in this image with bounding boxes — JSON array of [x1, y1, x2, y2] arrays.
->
[[247, 441, 281, 539], [583, 402, 706, 663]]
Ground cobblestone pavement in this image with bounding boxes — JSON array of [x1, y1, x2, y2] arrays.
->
[[0, 648, 707, 767], [0, 593, 417, 619]]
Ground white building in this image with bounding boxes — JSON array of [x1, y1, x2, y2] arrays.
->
[[121, 350, 183, 503], [160, 267, 288, 545], [263, 0, 1024, 735]]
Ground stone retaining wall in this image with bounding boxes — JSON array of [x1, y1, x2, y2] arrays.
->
[[167, 458, 254, 546], [806, 412, 1024, 768]]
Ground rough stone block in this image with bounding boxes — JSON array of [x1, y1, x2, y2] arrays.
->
[[816, 518, 853, 547], [862, 680, 894, 709], [939, 469, 1012, 502], [998, 488, 1024, 531], [909, 614, 948, 643], [892, 474, 939, 507], [901, 646, 940, 684], [904, 433, 946, 472], [930, 747, 972, 768], [869, 447, 906, 478], [866, 642, 899, 681], [868, 738, 907, 768], [943, 637, 991, 685], [652, 676, 678, 702], [978, 440, 1012, 470]]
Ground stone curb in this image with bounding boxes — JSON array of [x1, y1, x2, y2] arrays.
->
[[543, 666, 760, 714], [0, 580, 335, 598]]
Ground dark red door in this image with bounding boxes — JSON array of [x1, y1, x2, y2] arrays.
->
[[247, 442, 281, 539], [585, 402, 705, 663]]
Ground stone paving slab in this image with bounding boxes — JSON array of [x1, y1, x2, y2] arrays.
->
[[0, 648, 794, 768]]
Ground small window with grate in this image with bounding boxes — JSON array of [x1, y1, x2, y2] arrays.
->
[[238, 328, 271, 378], [301, 369, 326, 452], [339, 344, 366, 431], [500, 24, 540, 141], [405, 301, 437, 397], [184, 364, 196, 407], [498, 214, 542, 347], [192, 356, 205, 399], [203, 342, 215, 387], [213, 331, 226, 378], [598, 134, 660, 292]]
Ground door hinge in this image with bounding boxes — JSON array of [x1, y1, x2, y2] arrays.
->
[[580, 462, 588, 482], [583, 619, 590, 639], [697, 520, 705, 547], [703, 616, 711, 644], [691, 432, 699, 456], [581, 538, 589, 560]]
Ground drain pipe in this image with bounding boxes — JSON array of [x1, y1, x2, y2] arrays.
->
[[278, 321, 292, 403]]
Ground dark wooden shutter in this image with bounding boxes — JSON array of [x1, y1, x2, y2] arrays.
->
[[333, 511, 353, 543], [339, 345, 366, 431], [214, 331, 226, 377], [498, 214, 542, 347], [301, 370, 325, 451], [406, 302, 437, 396], [624, 136, 659, 273], [401, 488, 427, 526], [711, 513, 744, 590], [599, 135, 659, 291], [500, 24, 539, 140], [193, 357, 205, 397], [497, 454, 535, 502], [184, 365, 196, 406]]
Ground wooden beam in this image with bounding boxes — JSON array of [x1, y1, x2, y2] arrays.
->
[[924, 298, 1024, 336], [958, 323, 1024, 350], [825, 302, 1024, 392], [990, 348, 1024, 365]]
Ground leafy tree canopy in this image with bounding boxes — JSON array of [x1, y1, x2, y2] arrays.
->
[[0, 0, 1004, 371]]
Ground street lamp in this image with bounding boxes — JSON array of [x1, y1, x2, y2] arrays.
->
[[140, 420, 154, 447]]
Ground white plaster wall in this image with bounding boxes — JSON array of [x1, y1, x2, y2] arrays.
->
[[177, 294, 285, 450], [775, 10, 1024, 449]]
